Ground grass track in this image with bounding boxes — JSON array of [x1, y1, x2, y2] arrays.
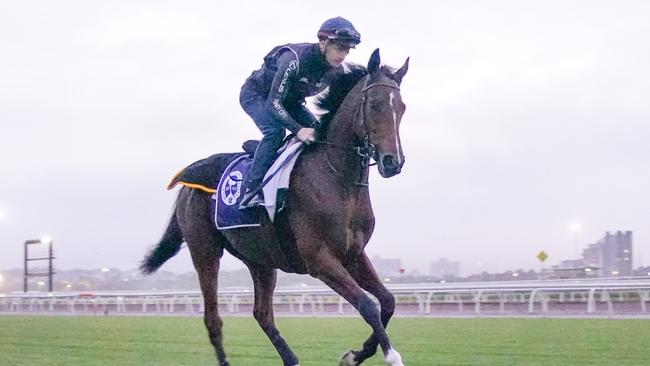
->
[[0, 316, 648, 365]]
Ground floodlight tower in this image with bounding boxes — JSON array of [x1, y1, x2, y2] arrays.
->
[[24, 236, 55, 292]]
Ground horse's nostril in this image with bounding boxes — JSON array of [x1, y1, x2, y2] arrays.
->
[[382, 155, 397, 169]]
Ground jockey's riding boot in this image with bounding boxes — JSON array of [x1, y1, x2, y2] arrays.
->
[[239, 187, 264, 209], [240, 141, 277, 209]]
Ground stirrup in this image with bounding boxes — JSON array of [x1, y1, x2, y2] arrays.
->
[[239, 190, 264, 209]]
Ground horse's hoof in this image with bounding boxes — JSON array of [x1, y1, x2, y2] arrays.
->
[[385, 348, 404, 366], [339, 350, 359, 366]]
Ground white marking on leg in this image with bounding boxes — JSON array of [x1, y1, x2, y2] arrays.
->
[[388, 92, 401, 165], [385, 348, 404, 366]]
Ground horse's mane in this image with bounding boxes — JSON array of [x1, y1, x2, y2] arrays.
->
[[315, 63, 368, 138]]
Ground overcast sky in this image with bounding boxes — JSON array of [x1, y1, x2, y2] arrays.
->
[[1, 0, 649, 276]]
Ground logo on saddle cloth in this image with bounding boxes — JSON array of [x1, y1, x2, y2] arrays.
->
[[220, 170, 243, 206]]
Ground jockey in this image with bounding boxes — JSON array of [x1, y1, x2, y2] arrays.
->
[[238, 16, 361, 209]]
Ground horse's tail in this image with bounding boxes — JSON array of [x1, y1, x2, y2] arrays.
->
[[140, 194, 184, 275]]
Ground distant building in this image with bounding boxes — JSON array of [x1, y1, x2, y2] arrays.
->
[[582, 244, 602, 269], [584, 231, 633, 276], [371, 256, 402, 277], [553, 231, 633, 278], [430, 258, 460, 278], [551, 259, 593, 279], [556, 259, 585, 269]]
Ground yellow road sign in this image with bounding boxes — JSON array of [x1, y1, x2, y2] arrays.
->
[[537, 251, 548, 262]]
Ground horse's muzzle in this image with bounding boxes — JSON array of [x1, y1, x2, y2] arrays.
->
[[379, 154, 402, 177]]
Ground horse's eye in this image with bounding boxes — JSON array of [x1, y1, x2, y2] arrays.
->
[[369, 102, 382, 112]]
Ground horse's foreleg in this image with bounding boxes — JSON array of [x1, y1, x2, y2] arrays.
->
[[342, 253, 396, 364], [190, 244, 229, 366], [249, 266, 300, 366], [313, 252, 404, 366]]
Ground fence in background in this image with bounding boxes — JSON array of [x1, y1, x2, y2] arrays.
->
[[1, 277, 649, 317]]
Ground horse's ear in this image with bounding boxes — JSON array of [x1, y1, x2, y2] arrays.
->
[[368, 48, 381, 73], [392, 57, 410, 85]]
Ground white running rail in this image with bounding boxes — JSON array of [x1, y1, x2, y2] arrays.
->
[[2, 277, 649, 316]]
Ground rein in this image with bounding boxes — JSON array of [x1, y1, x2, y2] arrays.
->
[[315, 76, 400, 186]]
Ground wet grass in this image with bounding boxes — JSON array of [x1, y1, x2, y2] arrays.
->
[[0, 316, 648, 365]]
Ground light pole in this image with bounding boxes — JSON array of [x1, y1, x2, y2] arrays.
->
[[24, 236, 55, 292]]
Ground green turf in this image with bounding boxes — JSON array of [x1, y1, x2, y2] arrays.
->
[[0, 316, 648, 365]]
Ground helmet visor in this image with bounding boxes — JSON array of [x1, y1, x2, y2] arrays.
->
[[333, 29, 360, 42]]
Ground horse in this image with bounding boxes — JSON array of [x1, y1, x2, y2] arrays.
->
[[141, 48, 409, 366]]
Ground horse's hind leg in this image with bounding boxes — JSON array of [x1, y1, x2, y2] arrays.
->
[[190, 243, 229, 366], [249, 265, 301, 366], [341, 253, 396, 365], [313, 251, 404, 366], [179, 189, 230, 366]]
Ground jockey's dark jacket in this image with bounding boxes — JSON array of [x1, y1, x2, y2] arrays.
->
[[240, 43, 341, 133]]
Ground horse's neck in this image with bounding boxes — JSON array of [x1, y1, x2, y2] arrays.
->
[[327, 82, 363, 146], [318, 82, 368, 186]]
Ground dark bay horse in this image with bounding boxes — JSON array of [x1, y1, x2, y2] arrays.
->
[[141, 49, 409, 366]]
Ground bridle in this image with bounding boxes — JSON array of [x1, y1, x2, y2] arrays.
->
[[314, 75, 400, 186]]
